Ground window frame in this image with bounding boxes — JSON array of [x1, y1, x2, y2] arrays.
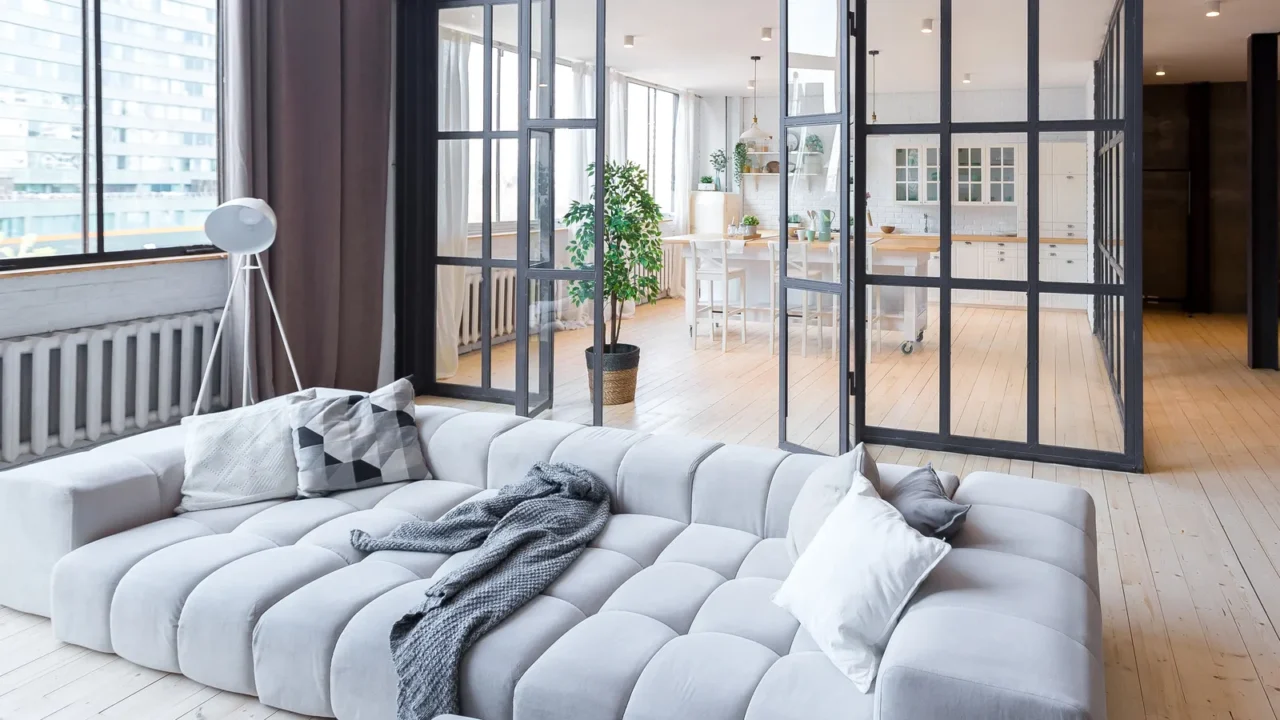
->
[[0, 0, 224, 272], [622, 79, 679, 218]]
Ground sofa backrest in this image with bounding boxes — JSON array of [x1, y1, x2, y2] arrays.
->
[[414, 405, 830, 538]]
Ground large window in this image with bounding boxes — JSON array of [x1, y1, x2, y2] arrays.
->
[[625, 82, 677, 214], [0, 0, 220, 269]]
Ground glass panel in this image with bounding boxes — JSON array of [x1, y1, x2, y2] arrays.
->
[[951, 291, 1027, 441], [436, 265, 484, 385], [531, 0, 596, 120], [785, 123, 841, 279], [531, 128, 596, 269], [439, 139, 483, 259], [493, 4, 519, 131], [1039, 294, 1122, 452], [1, 0, 87, 260], [491, 266, 518, 391], [493, 138, 519, 259], [527, 277, 555, 409], [787, 0, 841, 116], [99, 0, 218, 253], [952, 133, 1025, 279], [785, 290, 841, 454], [866, 134, 940, 277], [1037, 134, 1092, 283], [439, 7, 484, 132], [866, 0, 940, 125], [952, 0, 1026, 123], [865, 283, 939, 433]]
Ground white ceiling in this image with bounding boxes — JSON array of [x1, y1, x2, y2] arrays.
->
[[445, 0, 1280, 96], [1145, 0, 1280, 84]]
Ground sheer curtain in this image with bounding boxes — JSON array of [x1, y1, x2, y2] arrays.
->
[[672, 90, 697, 234], [435, 29, 471, 379], [606, 70, 628, 163]]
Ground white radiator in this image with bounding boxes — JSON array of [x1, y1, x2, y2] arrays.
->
[[0, 310, 228, 465], [458, 268, 519, 350], [456, 247, 682, 351]]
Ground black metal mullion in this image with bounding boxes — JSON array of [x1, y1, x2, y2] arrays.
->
[[93, 0, 104, 254], [592, 0, 605, 427], [853, 0, 868, 445], [938, 0, 953, 439], [1026, 0, 1040, 446], [863, 426, 1136, 472], [80, 0, 92, 255], [514, 0, 531, 416], [777, 0, 789, 447], [837, 0, 851, 453], [481, 3, 494, 391], [1123, 0, 1143, 470]]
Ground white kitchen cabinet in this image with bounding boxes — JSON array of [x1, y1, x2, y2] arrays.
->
[[893, 146, 940, 204], [1051, 143, 1087, 176], [955, 144, 1018, 206], [952, 241, 984, 304]]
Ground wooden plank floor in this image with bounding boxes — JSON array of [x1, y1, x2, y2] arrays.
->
[[5, 305, 1280, 719]]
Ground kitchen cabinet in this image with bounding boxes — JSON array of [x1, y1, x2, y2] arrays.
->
[[955, 145, 1018, 206], [893, 146, 940, 204]]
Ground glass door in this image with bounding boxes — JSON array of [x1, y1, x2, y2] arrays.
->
[[777, 0, 853, 455], [515, 0, 606, 422]]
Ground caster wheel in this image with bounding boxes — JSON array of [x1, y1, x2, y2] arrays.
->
[[900, 341, 914, 355], [915, 331, 925, 342]]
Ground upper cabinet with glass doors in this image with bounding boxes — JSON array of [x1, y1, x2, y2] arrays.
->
[[894, 146, 939, 204], [955, 144, 1017, 206]]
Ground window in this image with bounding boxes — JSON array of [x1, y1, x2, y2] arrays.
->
[[0, 0, 220, 268], [624, 82, 678, 214]]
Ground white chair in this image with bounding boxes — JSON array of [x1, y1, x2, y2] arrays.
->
[[690, 240, 748, 351], [768, 241, 825, 357]]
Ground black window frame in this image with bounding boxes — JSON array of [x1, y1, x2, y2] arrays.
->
[[0, 0, 225, 272]]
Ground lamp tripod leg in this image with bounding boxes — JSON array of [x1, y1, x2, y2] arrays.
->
[[193, 254, 247, 416]]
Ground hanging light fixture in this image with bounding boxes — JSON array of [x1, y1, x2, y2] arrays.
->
[[868, 50, 879, 124], [1205, 0, 1221, 17], [921, 18, 934, 34], [739, 55, 771, 144]]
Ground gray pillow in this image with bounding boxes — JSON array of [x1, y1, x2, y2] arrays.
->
[[883, 464, 970, 541], [290, 379, 428, 497]]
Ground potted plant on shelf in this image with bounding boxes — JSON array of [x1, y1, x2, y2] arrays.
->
[[734, 142, 749, 186], [563, 160, 664, 406], [709, 149, 727, 190], [803, 134, 825, 175], [741, 215, 761, 239], [699, 175, 717, 191]]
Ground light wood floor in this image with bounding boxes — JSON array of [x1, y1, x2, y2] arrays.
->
[[6, 305, 1280, 719]]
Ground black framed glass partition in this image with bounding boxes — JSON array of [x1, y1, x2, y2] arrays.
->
[[850, 0, 1143, 471], [400, 0, 1142, 471]]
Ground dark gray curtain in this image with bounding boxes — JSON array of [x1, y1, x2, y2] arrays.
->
[[230, 0, 393, 398]]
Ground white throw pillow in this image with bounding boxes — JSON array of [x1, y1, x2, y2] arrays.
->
[[785, 443, 880, 561], [773, 477, 950, 693], [176, 389, 317, 513]]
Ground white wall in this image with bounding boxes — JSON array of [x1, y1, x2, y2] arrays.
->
[[728, 86, 1089, 234], [0, 257, 230, 339]]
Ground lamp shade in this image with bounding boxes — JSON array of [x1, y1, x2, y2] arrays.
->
[[739, 122, 771, 143], [204, 198, 277, 254]]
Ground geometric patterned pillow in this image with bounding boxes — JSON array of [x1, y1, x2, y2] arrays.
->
[[289, 378, 429, 497]]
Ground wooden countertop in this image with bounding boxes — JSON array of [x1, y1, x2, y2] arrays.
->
[[664, 231, 1086, 252]]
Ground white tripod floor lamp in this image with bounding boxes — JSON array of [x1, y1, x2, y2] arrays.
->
[[193, 198, 302, 415]]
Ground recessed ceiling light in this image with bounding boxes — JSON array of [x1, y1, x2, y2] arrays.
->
[[921, 18, 934, 34], [761, 27, 773, 42], [623, 34, 635, 49], [1155, 65, 1167, 76], [1205, 0, 1221, 17], [963, 73, 972, 84], [748, 80, 756, 90]]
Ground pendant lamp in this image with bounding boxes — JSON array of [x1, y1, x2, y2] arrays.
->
[[739, 55, 771, 144]]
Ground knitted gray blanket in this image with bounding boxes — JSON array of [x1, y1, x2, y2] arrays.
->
[[349, 462, 611, 720]]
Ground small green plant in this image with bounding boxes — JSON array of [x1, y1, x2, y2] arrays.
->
[[741, 215, 760, 226], [733, 142, 749, 185], [563, 160, 664, 351], [709, 149, 727, 175], [700, 175, 714, 185], [805, 134, 823, 153]]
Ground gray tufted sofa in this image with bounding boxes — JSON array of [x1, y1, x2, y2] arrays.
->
[[0, 404, 1104, 720]]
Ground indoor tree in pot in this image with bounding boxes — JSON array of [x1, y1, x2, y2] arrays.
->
[[563, 160, 664, 405]]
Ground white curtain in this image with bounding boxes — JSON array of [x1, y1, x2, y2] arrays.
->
[[435, 30, 470, 379], [672, 91, 697, 234], [606, 70, 628, 162]]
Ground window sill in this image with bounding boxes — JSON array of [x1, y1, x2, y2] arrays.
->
[[0, 252, 229, 280]]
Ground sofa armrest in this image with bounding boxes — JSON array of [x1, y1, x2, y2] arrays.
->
[[0, 432, 183, 617]]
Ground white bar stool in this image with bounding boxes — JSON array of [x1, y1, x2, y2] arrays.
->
[[690, 240, 748, 351]]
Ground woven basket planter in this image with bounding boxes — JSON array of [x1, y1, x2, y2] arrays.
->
[[585, 344, 640, 406]]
